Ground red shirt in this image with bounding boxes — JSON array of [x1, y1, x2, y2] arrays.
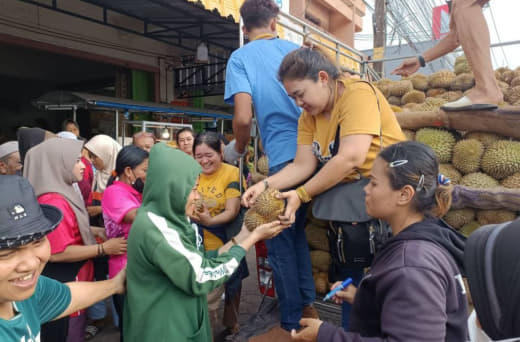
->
[[78, 156, 93, 205]]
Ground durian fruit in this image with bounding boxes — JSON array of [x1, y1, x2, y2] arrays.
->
[[460, 172, 499, 188], [244, 209, 264, 232], [401, 90, 426, 105], [443, 208, 476, 229], [374, 78, 392, 97], [504, 86, 520, 104], [388, 80, 413, 96], [418, 97, 448, 112], [306, 224, 329, 251], [314, 272, 329, 294], [497, 80, 510, 92], [452, 139, 484, 175], [476, 209, 517, 225], [454, 57, 472, 75], [415, 128, 456, 163], [428, 70, 456, 89], [409, 73, 429, 91], [511, 76, 520, 88], [387, 96, 402, 106], [451, 73, 475, 91], [460, 221, 480, 237], [244, 188, 286, 231], [257, 155, 269, 175], [426, 88, 446, 97], [500, 70, 516, 84], [390, 105, 403, 112], [481, 140, 520, 179], [310, 250, 331, 272], [501, 172, 520, 189], [402, 129, 416, 141], [439, 163, 462, 184], [464, 132, 503, 148], [402, 103, 421, 112], [437, 91, 464, 102]]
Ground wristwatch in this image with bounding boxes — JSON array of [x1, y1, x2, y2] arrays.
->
[[418, 55, 426, 67]]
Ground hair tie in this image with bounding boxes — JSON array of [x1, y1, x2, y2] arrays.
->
[[416, 174, 425, 192], [111, 170, 118, 177], [438, 174, 451, 185]]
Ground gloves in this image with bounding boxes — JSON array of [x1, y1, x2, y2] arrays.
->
[[223, 140, 246, 164]]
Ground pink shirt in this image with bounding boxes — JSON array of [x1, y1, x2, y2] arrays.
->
[[102, 181, 142, 278]]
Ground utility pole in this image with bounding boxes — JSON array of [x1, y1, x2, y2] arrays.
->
[[373, 0, 386, 76]]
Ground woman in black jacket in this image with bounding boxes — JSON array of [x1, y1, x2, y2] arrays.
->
[[291, 141, 468, 342]]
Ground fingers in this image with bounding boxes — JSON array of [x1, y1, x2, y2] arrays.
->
[[299, 318, 312, 327]]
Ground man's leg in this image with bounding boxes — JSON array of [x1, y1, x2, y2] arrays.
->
[[453, 0, 502, 105]]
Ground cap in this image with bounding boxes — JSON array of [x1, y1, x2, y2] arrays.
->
[[57, 131, 78, 140], [0, 141, 18, 160], [0, 175, 63, 249]]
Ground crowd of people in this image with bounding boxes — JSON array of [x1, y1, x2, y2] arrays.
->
[[0, 0, 518, 341]]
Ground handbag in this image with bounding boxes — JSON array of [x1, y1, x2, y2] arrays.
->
[[311, 81, 389, 268]]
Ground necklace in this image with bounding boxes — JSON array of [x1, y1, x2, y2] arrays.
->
[[251, 33, 276, 41]]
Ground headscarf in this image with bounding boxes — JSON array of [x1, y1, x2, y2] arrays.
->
[[17, 127, 56, 166], [85, 135, 121, 193], [139, 143, 201, 236], [24, 138, 96, 245]]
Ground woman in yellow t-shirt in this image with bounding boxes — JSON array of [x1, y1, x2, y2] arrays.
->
[[192, 131, 247, 337], [242, 44, 406, 330]]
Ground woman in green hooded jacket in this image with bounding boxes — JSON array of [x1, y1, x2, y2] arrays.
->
[[123, 144, 287, 342]]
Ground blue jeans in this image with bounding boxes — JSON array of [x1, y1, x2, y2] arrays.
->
[[335, 266, 364, 331], [266, 162, 315, 331]]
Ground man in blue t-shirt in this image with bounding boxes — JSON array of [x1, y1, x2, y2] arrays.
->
[[223, 0, 317, 338], [0, 176, 126, 342]]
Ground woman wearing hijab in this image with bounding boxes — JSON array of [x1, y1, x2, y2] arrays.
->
[[24, 138, 127, 342], [123, 144, 289, 342]]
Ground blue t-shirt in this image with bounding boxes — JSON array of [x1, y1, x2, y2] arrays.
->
[[224, 38, 302, 168], [0, 276, 71, 342]]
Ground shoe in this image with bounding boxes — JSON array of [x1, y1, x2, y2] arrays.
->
[[441, 96, 498, 112], [249, 327, 292, 342], [302, 305, 320, 319]]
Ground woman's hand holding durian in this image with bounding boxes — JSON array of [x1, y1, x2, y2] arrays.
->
[[241, 180, 266, 208], [276, 190, 301, 225]]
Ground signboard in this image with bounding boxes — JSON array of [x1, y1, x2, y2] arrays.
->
[[432, 4, 450, 40]]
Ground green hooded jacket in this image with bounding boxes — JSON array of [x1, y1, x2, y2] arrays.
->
[[123, 144, 246, 342]]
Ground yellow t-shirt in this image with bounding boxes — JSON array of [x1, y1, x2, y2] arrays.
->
[[197, 162, 244, 251], [297, 77, 406, 181]]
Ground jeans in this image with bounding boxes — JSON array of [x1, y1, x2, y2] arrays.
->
[[266, 161, 315, 331]]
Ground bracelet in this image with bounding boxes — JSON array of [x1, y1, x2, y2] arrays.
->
[[231, 237, 238, 245], [418, 55, 426, 67], [100, 243, 106, 256], [263, 179, 269, 190], [296, 186, 312, 203], [97, 244, 102, 256]]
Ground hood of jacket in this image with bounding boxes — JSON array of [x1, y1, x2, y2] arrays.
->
[[139, 143, 201, 234], [388, 217, 467, 275]]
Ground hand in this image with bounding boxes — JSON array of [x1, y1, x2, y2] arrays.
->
[[112, 267, 126, 295], [330, 281, 357, 305], [277, 190, 301, 225], [241, 180, 266, 208], [193, 205, 213, 226], [90, 226, 107, 241], [251, 220, 290, 242], [223, 140, 246, 164], [290, 318, 323, 341], [391, 57, 421, 77], [87, 206, 102, 217], [102, 237, 127, 256]]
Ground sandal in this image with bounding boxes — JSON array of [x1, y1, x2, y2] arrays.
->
[[85, 325, 99, 341]]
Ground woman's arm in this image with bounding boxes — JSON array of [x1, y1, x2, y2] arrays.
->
[[49, 238, 127, 262], [242, 144, 317, 207]]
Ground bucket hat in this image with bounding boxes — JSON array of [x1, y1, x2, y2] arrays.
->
[[0, 175, 62, 249]]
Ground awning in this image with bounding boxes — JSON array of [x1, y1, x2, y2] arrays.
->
[[33, 91, 233, 120]]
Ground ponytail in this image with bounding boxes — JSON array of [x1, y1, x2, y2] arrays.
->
[[432, 184, 453, 218], [107, 145, 149, 188], [278, 41, 340, 82]]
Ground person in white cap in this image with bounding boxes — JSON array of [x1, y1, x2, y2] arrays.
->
[[0, 141, 21, 175]]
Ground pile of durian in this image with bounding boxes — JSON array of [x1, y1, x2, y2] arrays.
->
[[404, 127, 520, 236], [374, 56, 520, 112], [304, 209, 332, 294]]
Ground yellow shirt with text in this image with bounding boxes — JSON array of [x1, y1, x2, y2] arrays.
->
[[297, 77, 406, 181]]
